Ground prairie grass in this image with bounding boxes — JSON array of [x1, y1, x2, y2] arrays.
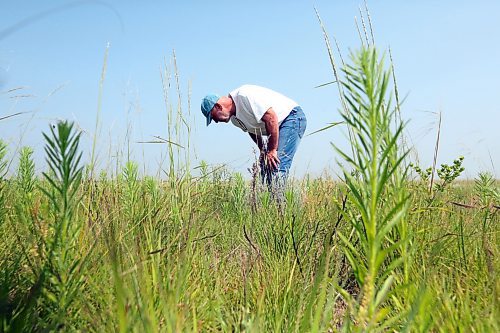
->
[[0, 148, 498, 331]]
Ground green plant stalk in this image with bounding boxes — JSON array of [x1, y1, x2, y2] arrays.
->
[[333, 46, 410, 330], [17, 146, 36, 204], [0, 140, 8, 226], [358, 48, 383, 324], [40, 121, 85, 328]]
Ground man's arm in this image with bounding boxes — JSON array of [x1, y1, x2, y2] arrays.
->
[[261, 108, 280, 169]]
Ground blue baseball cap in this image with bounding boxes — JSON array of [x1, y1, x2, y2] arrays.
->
[[201, 94, 220, 126]]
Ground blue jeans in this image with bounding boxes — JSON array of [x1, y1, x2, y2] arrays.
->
[[261, 106, 307, 188]]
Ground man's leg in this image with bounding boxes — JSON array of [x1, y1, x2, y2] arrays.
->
[[276, 107, 307, 176], [272, 107, 307, 200]]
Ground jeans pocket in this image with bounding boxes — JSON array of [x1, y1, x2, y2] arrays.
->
[[297, 117, 307, 138]]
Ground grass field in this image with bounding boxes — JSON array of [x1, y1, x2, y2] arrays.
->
[[0, 148, 498, 331], [0, 20, 499, 333]]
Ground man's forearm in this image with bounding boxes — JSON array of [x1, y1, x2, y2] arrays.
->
[[260, 108, 281, 169], [262, 108, 279, 152], [266, 124, 278, 151]]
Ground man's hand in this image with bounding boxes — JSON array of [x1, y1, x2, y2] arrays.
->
[[264, 149, 280, 170]]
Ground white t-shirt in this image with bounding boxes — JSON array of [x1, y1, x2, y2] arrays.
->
[[229, 85, 298, 136]]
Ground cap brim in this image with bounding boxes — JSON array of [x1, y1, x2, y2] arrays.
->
[[206, 113, 212, 126]]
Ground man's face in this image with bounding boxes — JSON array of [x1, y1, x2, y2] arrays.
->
[[211, 103, 231, 123]]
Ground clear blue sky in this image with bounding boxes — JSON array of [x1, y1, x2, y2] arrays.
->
[[1, 0, 499, 179]]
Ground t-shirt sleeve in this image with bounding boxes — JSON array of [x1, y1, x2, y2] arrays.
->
[[241, 94, 271, 123]]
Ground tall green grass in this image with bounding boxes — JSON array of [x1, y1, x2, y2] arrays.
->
[[0, 140, 8, 226], [0, 141, 498, 331]]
